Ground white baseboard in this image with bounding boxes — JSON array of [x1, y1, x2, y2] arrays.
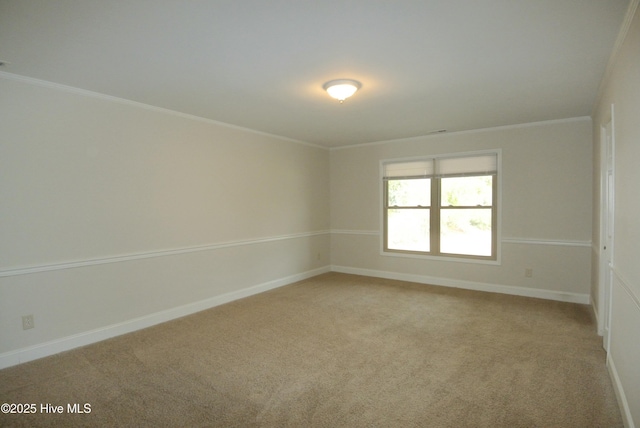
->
[[608, 355, 636, 428], [331, 265, 591, 304], [0, 266, 330, 370]]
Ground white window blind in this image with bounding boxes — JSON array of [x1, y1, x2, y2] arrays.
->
[[383, 160, 434, 179], [436, 154, 497, 177], [384, 154, 496, 179]]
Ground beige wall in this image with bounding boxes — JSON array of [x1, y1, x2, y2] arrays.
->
[[330, 119, 593, 300], [0, 75, 330, 365], [592, 2, 640, 425]]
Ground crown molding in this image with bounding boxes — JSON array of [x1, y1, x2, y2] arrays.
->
[[0, 71, 328, 151], [330, 117, 591, 151], [592, 0, 640, 116]]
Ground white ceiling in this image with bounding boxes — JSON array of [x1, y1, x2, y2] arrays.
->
[[0, 0, 630, 148]]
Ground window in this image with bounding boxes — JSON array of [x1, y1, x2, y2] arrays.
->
[[383, 152, 498, 261]]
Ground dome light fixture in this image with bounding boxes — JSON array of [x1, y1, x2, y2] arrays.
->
[[323, 79, 361, 103]]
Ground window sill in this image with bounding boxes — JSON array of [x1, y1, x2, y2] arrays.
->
[[381, 249, 501, 265]]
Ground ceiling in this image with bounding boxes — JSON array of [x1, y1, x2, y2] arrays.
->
[[0, 0, 630, 148]]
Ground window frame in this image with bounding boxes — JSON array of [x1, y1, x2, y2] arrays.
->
[[381, 150, 501, 264]]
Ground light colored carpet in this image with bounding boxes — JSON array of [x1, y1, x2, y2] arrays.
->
[[0, 272, 622, 427]]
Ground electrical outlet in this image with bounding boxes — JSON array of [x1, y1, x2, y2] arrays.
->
[[525, 268, 533, 278], [22, 315, 34, 330]]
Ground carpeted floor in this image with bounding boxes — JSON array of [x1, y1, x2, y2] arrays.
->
[[0, 272, 623, 427]]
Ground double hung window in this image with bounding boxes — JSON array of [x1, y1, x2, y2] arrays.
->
[[383, 152, 498, 261]]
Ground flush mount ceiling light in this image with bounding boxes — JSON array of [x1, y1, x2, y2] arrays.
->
[[323, 79, 362, 103]]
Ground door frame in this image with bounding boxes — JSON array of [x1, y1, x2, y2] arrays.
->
[[598, 104, 615, 352]]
